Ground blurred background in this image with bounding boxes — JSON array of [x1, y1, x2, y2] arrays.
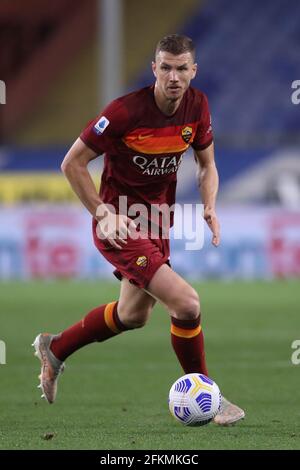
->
[[0, 0, 300, 281]]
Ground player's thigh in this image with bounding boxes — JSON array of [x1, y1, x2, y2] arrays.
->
[[118, 277, 156, 326], [146, 263, 200, 319]]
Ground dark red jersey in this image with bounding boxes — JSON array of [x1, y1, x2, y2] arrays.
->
[[80, 85, 213, 218]]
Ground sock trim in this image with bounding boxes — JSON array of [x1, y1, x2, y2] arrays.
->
[[171, 315, 200, 329], [104, 302, 120, 334], [112, 302, 129, 332], [171, 324, 202, 338]]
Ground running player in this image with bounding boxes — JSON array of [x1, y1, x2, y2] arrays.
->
[[33, 34, 245, 426]]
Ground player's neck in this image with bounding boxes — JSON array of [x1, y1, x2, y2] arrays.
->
[[154, 87, 182, 116]]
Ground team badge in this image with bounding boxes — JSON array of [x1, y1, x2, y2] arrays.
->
[[181, 126, 193, 143], [136, 256, 148, 267]]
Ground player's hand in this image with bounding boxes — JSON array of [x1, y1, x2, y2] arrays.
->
[[96, 205, 137, 250], [204, 207, 220, 247]]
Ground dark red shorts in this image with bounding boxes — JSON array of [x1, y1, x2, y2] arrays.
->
[[92, 219, 170, 289]]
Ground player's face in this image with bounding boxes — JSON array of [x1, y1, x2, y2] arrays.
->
[[152, 51, 197, 102]]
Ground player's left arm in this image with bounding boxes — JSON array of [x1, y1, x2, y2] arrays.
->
[[194, 142, 220, 247]]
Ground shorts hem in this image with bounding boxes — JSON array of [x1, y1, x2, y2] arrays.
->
[[113, 258, 171, 289]]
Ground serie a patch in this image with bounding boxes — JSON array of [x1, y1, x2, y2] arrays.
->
[[93, 116, 110, 135]]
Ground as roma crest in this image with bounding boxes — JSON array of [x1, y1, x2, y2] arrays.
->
[[181, 126, 193, 144], [136, 256, 148, 267]]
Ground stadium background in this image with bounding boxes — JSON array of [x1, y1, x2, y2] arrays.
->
[[0, 0, 299, 450]]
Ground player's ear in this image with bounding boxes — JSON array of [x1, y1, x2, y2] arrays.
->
[[191, 63, 197, 79], [152, 61, 157, 78]]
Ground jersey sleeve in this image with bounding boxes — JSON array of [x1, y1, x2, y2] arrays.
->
[[191, 93, 213, 151], [79, 99, 130, 154]]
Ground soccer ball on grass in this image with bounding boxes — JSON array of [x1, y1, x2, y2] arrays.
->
[[168, 373, 221, 426]]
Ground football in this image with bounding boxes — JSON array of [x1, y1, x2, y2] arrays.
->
[[168, 373, 221, 426]]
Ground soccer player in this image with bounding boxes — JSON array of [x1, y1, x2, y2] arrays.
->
[[33, 34, 245, 425]]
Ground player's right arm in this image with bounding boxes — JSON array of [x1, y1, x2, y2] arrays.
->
[[61, 138, 101, 217], [61, 138, 134, 249]]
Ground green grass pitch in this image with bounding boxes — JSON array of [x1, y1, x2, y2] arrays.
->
[[0, 279, 299, 450]]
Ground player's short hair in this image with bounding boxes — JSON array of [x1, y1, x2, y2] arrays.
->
[[155, 34, 196, 61]]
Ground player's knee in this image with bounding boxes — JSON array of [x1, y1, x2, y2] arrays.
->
[[126, 318, 147, 329], [118, 307, 151, 329], [172, 289, 200, 320], [122, 315, 147, 329]]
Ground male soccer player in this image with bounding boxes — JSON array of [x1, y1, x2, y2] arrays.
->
[[33, 34, 245, 425]]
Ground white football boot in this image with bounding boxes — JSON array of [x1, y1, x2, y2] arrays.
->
[[32, 333, 65, 404], [213, 396, 245, 426]]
